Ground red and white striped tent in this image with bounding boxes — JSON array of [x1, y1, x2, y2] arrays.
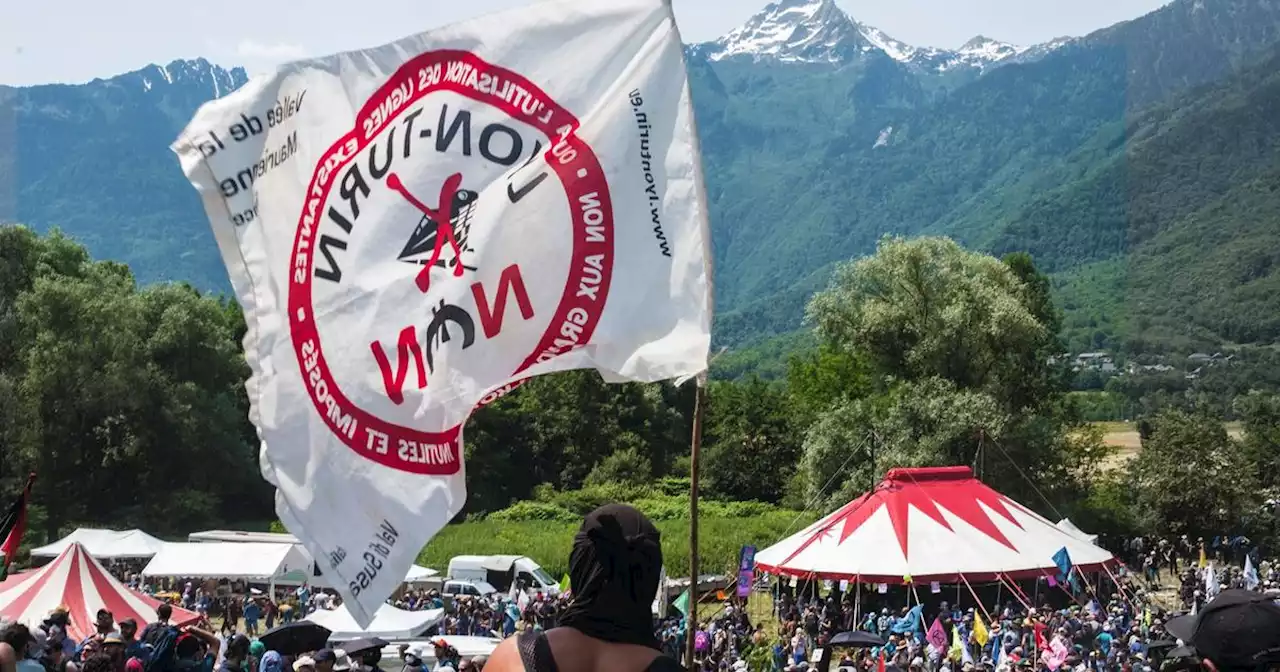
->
[[0, 542, 200, 639], [755, 466, 1118, 583]]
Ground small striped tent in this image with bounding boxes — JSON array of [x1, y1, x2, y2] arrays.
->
[[0, 542, 199, 639]]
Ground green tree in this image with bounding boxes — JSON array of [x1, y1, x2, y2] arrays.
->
[[807, 236, 1048, 396], [702, 377, 799, 503], [800, 236, 1101, 508], [1128, 409, 1258, 536], [583, 447, 653, 487], [1234, 392, 1280, 490]]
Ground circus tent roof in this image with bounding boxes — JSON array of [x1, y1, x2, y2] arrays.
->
[[0, 542, 200, 640], [754, 466, 1116, 583]]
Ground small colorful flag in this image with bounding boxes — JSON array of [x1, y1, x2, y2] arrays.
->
[[0, 474, 35, 581], [949, 627, 964, 662], [926, 617, 948, 652], [930, 581, 941, 594], [673, 589, 691, 616], [877, 583, 888, 594], [973, 612, 990, 646], [839, 579, 849, 591]]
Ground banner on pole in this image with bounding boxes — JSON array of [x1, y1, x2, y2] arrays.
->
[[172, 0, 712, 627], [736, 545, 756, 598]]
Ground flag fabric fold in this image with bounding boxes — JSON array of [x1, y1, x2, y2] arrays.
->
[[171, 0, 712, 627], [926, 617, 948, 653], [673, 589, 691, 617], [972, 612, 990, 647], [0, 474, 35, 581], [1245, 555, 1260, 590]]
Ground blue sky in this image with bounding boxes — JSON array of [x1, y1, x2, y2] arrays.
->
[[1, 0, 1171, 85]]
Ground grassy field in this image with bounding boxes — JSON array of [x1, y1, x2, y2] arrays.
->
[[1094, 420, 1244, 468], [417, 510, 821, 578]]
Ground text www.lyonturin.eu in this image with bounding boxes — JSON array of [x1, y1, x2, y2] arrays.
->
[[628, 88, 672, 258]]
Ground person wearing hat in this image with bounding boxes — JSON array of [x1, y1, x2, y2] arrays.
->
[[101, 633, 126, 671], [312, 650, 337, 672], [431, 641, 459, 672], [292, 657, 315, 672], [1164, 588, 1280, 670]]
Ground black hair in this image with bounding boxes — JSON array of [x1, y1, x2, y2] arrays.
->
[[82, 654, 115, 672], [156, 603, 172, 621], [0, 622, 30, 657]]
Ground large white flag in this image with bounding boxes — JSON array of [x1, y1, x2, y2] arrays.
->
[[172, 0, 712, 626]]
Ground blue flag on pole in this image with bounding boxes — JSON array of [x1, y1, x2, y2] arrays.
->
[[1053, 547, 1081, 593]]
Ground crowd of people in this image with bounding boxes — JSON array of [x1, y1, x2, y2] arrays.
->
[[4, 523, 1280, 672]]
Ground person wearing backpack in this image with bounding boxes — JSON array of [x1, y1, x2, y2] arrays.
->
[[140, 605, 179, 672]]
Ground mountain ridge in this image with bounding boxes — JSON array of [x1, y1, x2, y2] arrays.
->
[[693, 0, 1061, 74], [4, 0, 1280, 361]]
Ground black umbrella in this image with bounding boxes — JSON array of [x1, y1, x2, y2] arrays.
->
[[259, 621, 333, 656], [828, 631, 886, 648], [337, 637, 389, 656]]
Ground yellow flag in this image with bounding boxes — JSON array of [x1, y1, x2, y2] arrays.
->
[[949, 627, 964, 662], [1199, 545, 1207, 569], [973, 612, 990, 646]]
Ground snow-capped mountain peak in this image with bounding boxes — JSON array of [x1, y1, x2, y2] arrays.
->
[[698, 0, 863, 63], [699, 0, 1070, 73], [957, 35, 1026, 61], [108, 58, 249, 99]]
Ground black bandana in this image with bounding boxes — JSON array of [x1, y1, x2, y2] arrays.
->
[[557, 504, 663, 650]]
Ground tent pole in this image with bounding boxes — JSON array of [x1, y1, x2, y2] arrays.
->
[[854, 575, 860, 625], [959, 575, 992, 624], [685, 380, 705, 670]]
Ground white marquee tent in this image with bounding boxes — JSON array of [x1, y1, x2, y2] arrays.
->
[[142, 542, 311, 580], [32, 529, 167, 559], [755, 466, 1117, 583], [1056, 518, 1100, 544], [307, 603, 444, 640]]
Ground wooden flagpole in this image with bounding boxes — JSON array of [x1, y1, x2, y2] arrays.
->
[[686, 381, 706, 668]]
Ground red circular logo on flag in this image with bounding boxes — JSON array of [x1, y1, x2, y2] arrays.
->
[[287, 50, 614, 475]]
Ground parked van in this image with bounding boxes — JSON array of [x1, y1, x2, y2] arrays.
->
[[446, 555, 560, 595]]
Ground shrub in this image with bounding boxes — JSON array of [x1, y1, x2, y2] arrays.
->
[[487, 501, 579, 524]]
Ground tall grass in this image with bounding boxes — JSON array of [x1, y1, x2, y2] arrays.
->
[[417, 510, 818, 579]]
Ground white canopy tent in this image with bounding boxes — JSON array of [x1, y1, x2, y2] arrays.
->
[[32, 529, 167, 559], [187, 530, 302, 544], [307, 604, 444, 640], [142, 542, 311, 579], [1056, 518, 1100, 544]]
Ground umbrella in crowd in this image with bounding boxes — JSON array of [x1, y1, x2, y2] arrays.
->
[[828, 630, 886, 648], [259, 620, 333, 656]]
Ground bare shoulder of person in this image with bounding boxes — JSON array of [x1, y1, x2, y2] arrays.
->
[[482, 637, 524, 671]]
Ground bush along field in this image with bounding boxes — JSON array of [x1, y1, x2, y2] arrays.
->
[[417, 481, 820, 579]]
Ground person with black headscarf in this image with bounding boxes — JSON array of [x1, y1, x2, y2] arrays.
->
[[486, 504, 685, 672]]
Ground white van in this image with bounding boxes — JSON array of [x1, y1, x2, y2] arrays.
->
[[446, 555, 560, 595]]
